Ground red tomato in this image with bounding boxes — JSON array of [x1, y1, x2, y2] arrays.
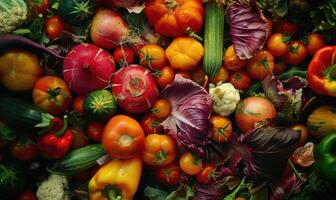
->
[[113, 46, 134, 66], [235, 96, 277, 133], [307, 33, 326, 56], [16, 191, 37, 200], [33, 0, 49, 14], [273, 57, 287, 75], [140, 114, 163, 135], [44, 16, 68, 39], [283, 41, 307, 65], [247, 50, 274, 80], [72, 95, 86, 115], [155, 163, 182, 187], [228, 70, 251, 91], [86, 121, 105, 142], [196, 164, 216, 184], [10, 139, 39, 161], [274, 20, 298, 36], [266, 33, 290, 57], [154, 66, 175, 88]]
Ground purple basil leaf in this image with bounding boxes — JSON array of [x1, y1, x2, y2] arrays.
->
[[262, 74, 290, 110], [229, 0, 269, 59], [269, 173, 306, 200], [192, 183, 226, 200]]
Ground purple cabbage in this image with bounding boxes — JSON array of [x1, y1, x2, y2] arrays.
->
[[229, 0, 269, 60]]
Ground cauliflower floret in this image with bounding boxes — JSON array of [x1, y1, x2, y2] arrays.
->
[[209, 82, 240, 116], [36, 174, 71, 200], [0, 0, 28, 33]]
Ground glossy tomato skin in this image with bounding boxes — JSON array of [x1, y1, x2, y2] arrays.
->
[[307, 33, 326, 56], [273, 57, 287, 75], [45, 16, 68, 39], [266, 33, 290, 57], [102, 115, 145, 159], [247, 50, 274, 80], [35, 0, 49, 14], [72, 95, 86, 115], [10, 140, 39, 161], [86, 121, 104, 142], [33, 76, 72, 115], [224, 45, 246, 71], [274, 20, 298, 36], [155, 163, 182, 187], [151, 99, 171, 119], [179, 152, 203, 175], [140, 114, 163, 135], [16, 191, 37, 200], [210, 65, 229, 84], [235, 97, 277, 133], [139, 44, 166, 69], [142, 134, 177, 166], [144, 0, 204, 37], [210, 115, 233, 143], [155, 66, 175, 88], [283, 41, 307, 65], [228, 70, 251, 91], [196, 164, 216, 184], [113, 46, 134, 66]]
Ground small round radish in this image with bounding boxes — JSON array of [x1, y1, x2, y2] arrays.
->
[[112, 65, 159, 113], [63, 43, 116, 94]]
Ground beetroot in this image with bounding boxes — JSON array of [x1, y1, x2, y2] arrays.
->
[[112, 65, 159, 113], [63, 43, 116, 94]]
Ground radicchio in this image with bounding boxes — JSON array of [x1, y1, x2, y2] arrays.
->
[[229, 0, 269, 59]]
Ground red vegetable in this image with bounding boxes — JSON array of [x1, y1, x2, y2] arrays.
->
[[63, 43, 116, 94], [112, 65, 159, 113]]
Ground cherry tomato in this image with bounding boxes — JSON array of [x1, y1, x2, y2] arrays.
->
[[179, 152, 203, 175], [142, 134, 177, 166], [16, 191, 37, 200], [102, 115, 145, 159], [210, 115, 233, 143], [140, 114, 163, 135], [228, 70, 251, 91], [10, 139, 39, 161], [283, 41, 307, 65], [151, 99, 171, 119], [191, 66, 206, 86], [273, 57, 287, 75], [139, 44, 166, 69], [86, 121, 104, 142], [113, 46, 134, 66], [224, 45, 246, 71], [290, 123, 309, 147], [266, 33, 291, 57], [247, 50, 274, 80], [33, 0, 50, 14], [155, 163, 182, 187], [274, 19, 298, 36], [44, 16, 68, 39], [306, 33, 326, 56], [72, 95, 86, 115], [210, 65, 229, 84], [154, 66, 175, 88], [195, 164, 216, 184]]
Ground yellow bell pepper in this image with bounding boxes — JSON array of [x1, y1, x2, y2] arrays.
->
[[88, 156, 142, 200], [165, 37, 204, 71]]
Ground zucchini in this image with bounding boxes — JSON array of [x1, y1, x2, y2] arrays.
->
[[49, 144, 105, 175], [203, 1, 225, 78], [58, 0, 94, 25], [84, 89, 117, 120], [0, 94, 52, 130]]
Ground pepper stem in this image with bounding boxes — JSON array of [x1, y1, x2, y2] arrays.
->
[[325, 64, 336, 81], [102, 185, 122, 200], [288, 159, 306, 182], [54, 115, 68, 137]]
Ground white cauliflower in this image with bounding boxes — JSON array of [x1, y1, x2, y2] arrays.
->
[[0, 0, 28, 33], [36, 174, 71, 200], [209, 82, 240, 117]]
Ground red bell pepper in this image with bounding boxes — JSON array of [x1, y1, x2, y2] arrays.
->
[[37, 115, 74, 159], [307, 46, 336, 97]]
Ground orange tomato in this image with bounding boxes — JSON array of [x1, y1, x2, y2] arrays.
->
[[266, 33, 290, 57], [224, 45, 246, 71], [33, 76, 72, 115], [210, 65, 229, 84], [210, 115, 233, 143], [247, 50, 274, 80], [228, 70, 251, 91], [102, 115, 145, 159], [144, 0, 204, 37], [290, 123, 309, 147], [283, 41, 307, 65], [72, 95, 86, 115], [273, 57, 287, 75], [139, 44, 167, 69], [140, 114, 163, 135], [142, 134, 177, 166], [154, 66, 175, 88], [307, 33, 326, 56], [179, 152, 203, 175], [151, 99, 171, 119]]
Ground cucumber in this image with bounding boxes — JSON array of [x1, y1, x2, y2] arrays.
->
[[203, 1, 225, 78], [49, 144, 105, 175], [58, 0, 94, 25], [84, 89, 117, 120]]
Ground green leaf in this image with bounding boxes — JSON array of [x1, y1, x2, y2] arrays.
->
[[144, 186, 168, 200], [166, 184, 194, 200], [273, 0, 288, 17], [0, 121, 15, 141], [223, 177, 246, 200]]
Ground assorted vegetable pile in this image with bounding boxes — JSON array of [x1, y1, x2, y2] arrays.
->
[[1, 0, 336, 200]]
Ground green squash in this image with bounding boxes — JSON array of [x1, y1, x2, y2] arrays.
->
[[84, 89, 117, 119], [58, 0, 94, 25]]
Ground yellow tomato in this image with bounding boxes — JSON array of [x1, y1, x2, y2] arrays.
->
[[0, 49, 41, 91], [179, 152, 203, 175]]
